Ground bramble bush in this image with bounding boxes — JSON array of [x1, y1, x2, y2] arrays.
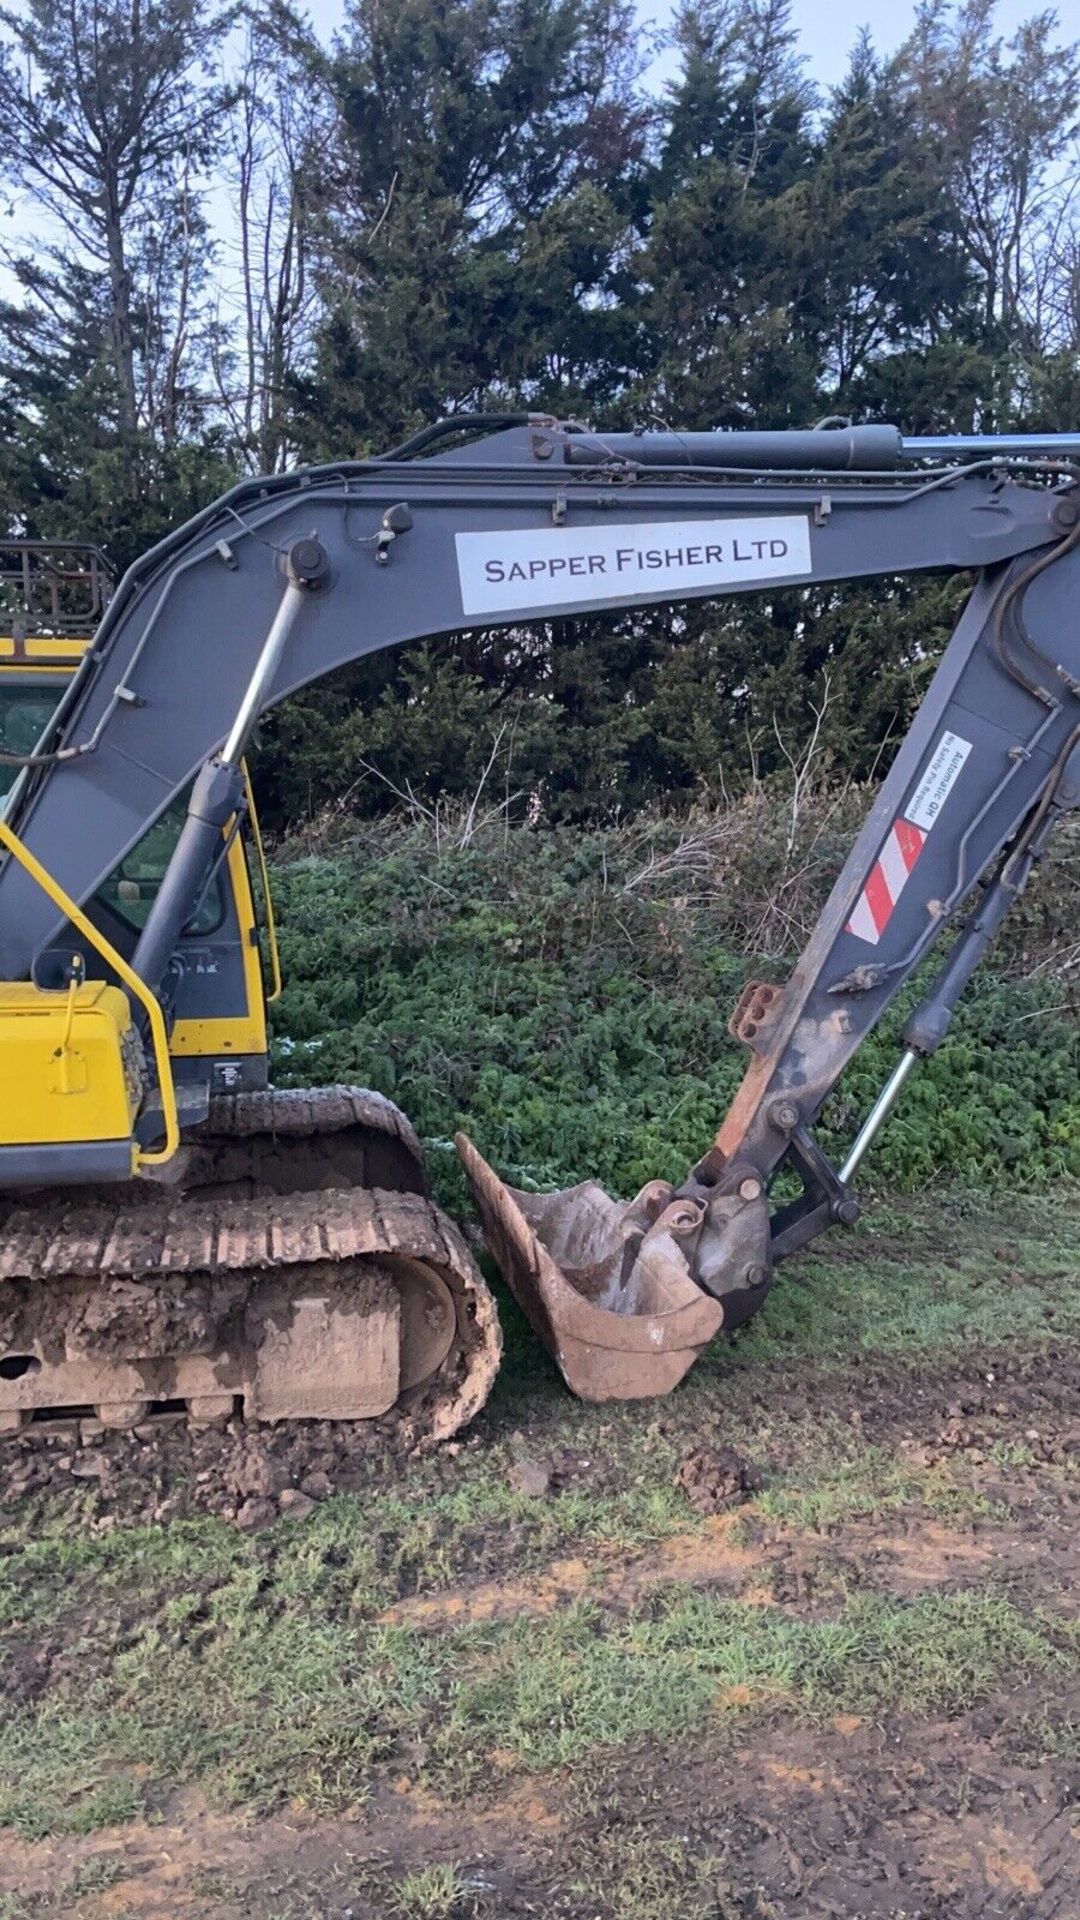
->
[[267, 796, 1080, 1211]]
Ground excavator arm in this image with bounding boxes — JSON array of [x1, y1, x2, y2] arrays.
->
[[1, 415, 1078, 1404]]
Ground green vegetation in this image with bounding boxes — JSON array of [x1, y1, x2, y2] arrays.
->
[[1013, 1716, 1080, 1765], [63, 1859, 128, 1899], [749, 1438, 999, 1532], [269, 812, 1080, 1205], [537, 1830, 724, 1920], [389, 1865, 473, 1920], [0, 1573, 1038, 1835], [0, 1196, 1075, 1846], [0, 1186, 1076, 1920], [729, 1217, 1080, 1365], [0, 1556, 1070, 1839], [1, 809, 1076, 1897]]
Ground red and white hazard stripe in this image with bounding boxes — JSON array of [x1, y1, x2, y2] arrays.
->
[[846, 817, 927, 946]]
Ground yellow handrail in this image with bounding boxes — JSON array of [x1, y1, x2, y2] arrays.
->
[[241, 761, 282, 1004], [0, 819, 180, 1170]]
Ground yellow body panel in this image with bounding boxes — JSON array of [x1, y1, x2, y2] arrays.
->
[[0, 664, 80, 677], [0, 980, 141, 1146], [169, 1015, 264, 1056], [0, 638, 91, 660], [169, 833, 269, 1059]]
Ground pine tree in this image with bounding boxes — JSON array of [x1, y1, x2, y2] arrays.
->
[[298, 0, 645, 453], [636, 0, 820, 427]]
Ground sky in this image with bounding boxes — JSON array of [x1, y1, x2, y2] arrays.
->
[[304, 0, 1067, 90]]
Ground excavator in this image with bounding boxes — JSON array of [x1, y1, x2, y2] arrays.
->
[[0, 415, 1076, 1441]]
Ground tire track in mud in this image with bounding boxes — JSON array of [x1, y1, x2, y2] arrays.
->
[[373, 1510, 1019, 1631], [0, 1694, 1075, 1920]]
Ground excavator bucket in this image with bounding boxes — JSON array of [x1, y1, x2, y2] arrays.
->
[[455, 1133, 724, 1401]]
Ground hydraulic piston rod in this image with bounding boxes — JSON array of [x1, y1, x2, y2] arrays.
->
[[901, 433, 1080, 463], [561, 424, 1080, 474], [838, 1049, 919, 1185], [131, 537, 328, 996]]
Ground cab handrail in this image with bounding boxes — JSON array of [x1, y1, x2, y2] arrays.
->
[[241, 762, 282, 1004]]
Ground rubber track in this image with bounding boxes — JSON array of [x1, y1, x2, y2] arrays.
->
[[0, 1185, 461, 1283], [0, 1085, 502, 1443], [205, 1084, 426, 1159]]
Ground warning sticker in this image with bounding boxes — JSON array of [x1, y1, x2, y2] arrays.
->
[[904, 730, 972, 832], [845, 728, 973, 947]]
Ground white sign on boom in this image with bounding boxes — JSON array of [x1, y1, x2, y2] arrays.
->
[[455, 515, 813, 618], [903, 730, 972, 832]]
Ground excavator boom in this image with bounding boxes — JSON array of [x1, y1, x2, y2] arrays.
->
[[0, 415, 1077, 1420]]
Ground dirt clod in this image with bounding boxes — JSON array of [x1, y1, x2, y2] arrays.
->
[[507, 1455, 554, 1497], [234, 1495, 276, 1531], [300, 1468, 333, 1499], [225, 1445, 279, 1500], [69, 1452, 108, 1481], [278, 1487, 316, 1520], [675, 1443, 763, 1514]]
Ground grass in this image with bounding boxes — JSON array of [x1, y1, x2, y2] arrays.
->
[[750, 1433, 1004, 1531], [726, 1195, 1080, 1366], [1012, 1715, 1080, 1764], [0, 1464, 693, 1644], [389, 1865, 473, 1919], [0, 1515, 247, 1631], [539, 1829, 726, 1920], [428, 1586, 1072, 1775], [0, 1564, 1071, 1838], [0, 1187, 1077, 1852], [63, 1859, 129, 1898]]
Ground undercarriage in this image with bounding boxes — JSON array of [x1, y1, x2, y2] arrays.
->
[[0, 1088, 501, 1445]]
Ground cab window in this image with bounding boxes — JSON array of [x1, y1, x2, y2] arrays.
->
[[96, 799, 224, 935], [0, 685, 64, 805], [0, 679, 224, 937]]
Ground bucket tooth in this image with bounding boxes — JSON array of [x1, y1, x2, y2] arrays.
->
[[455, 1133, 723, 1401]]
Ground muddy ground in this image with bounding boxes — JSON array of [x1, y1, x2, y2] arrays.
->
[[0, 1191, 1076, 1919]]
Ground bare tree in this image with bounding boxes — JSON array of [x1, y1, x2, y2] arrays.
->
[[896, 0, 1080, 347], [212, 6, 329, 472], [1020, 170, 1080, 352], [0, 0, 232, 437]]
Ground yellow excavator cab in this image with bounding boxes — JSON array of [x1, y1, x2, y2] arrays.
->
[[0, 541, 275, 1158], [0, 539, 109, 804], [0, 541, 278, 1092]]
